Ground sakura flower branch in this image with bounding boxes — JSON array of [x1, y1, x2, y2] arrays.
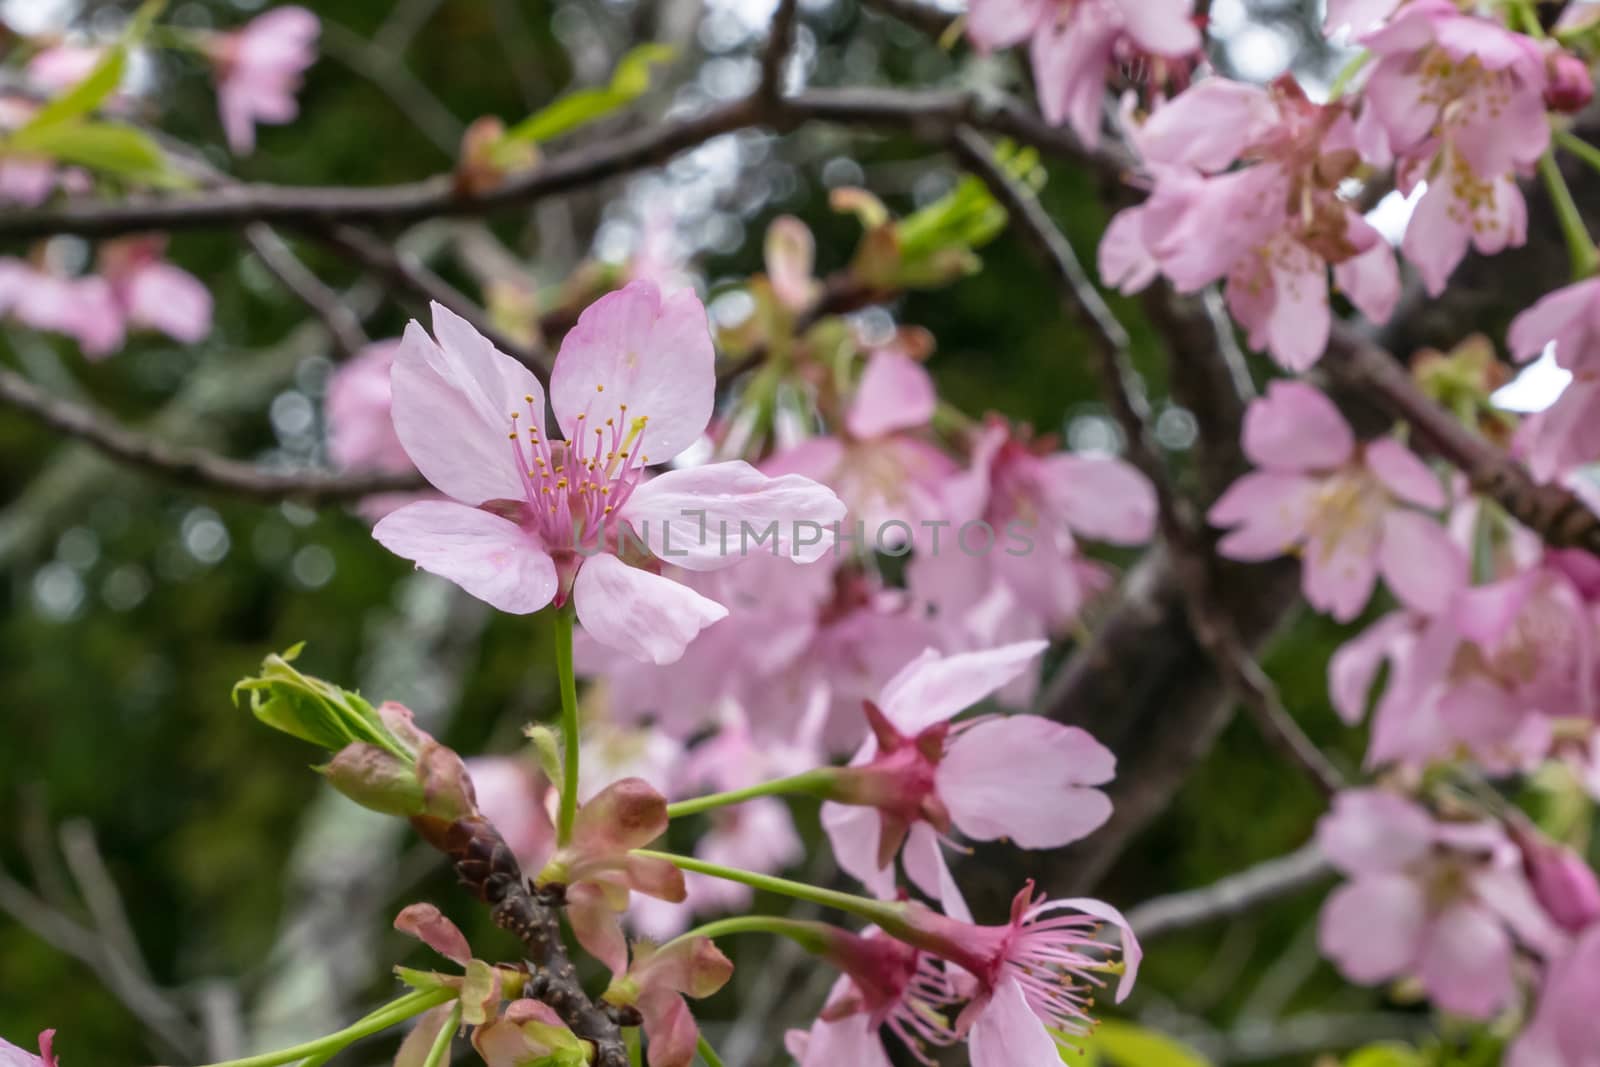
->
[[951, 124, 1347, 797]]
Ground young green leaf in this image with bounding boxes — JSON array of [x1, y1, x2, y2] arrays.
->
[[9, 122, 188, 188], [503, 42, 677, 145]]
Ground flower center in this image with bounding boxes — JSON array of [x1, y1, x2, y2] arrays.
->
[[505, 389, 652, 549]]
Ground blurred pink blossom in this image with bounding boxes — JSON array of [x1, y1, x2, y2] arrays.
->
[[209, 6, 320, 154]]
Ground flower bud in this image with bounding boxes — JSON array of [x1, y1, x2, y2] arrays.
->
[[321, 742, 425, 816], [1545, 50, 1595, 113], [764, 215, 820, 313], [1519, 831, 1600, 933], [456, 116, 538, 196]]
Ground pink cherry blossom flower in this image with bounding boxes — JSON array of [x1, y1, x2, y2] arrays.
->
[[0, 257, 123, 358], [326, 339, 412, 472], [602, 937, 734, 1067], [822, 642, 1115, 904], [1208, 381, 1457, 621], [1360, 0, 1548, 294], [967, 0, 1200, 147], [0, 1032, 57, 1067], [1509, 925, 1600, 1067], [765, 346, 954, 550], [1333, 544, 1595, 772], [533, 777, 685, 975], [373, 282, 844, 665], [208, 6, 319, 154], [1508, 279, 1600, 479], [892, 882, 1141, 1061], [1102, 77, 1399, 370], [910, 418, 1154, 634], [788, 927, 961, 1064], [1316, 789, 1566, 1018], [97, 236, 212, 345]]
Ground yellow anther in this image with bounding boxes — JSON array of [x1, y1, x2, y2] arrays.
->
[[511, 411, 520, 420], [596, 384, 605, 392], [508, 432, 518, 439]]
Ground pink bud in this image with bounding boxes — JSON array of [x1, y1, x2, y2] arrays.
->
[[1520, 832, 1600, 932], [1545, 51, 1595, 113]]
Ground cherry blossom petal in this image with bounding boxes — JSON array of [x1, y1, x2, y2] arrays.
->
[[968, 978, 1063, 1067], [939, 717, 1113, 847], [1319, 874, 1427, 983], [1033, 896, 1142, 999], [1418, 902, 1514, 1019], [820, 801, 896, 898], [1365, 438, 1445, 508], [1333, 234, 1401, 326], [788, 1014, 893, 1067], [567, 882, 630, 977], [846, 349, 937, 440], [1133, 80, 1275, 172], [620, 461, 845, 570], [1209, 471, 1319, 560], [1328, 612, 1411, 726], [126, 262, 212, 343], [1029, 6, 1119, 146], [901, 822, 953, 902], [373, 501, 558, 614], [965, 0, 1050, 50], [390, 319, 536, 505], [1114, 0, 1203, 55], [877, 642, 1047, 734], [1242, 381, 1354, 472], [572, 553, 728, 665], [1378, 510, 1465, 614], [550, 280, 714, 465], [1099, 205, 1160, 293], [1507, 277, 1600, 366], [393, 902, 472, 965], [1316, 789, 1436, 875], [1035, 454, 1156, 544]]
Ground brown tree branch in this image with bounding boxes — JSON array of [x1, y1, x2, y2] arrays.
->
[[1323, 324, 1600, 557], [0, 88, 1125, 242], [0, 365, 425, 502], [420, 815, 627, 1067], [760, 0, 802, 105], [244, 224, 371, 361], [949, 126, 1345, 798]]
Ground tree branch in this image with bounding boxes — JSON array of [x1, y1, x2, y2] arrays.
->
[[0, 365, 425, 503], [244, 225, 370, 361], [760, 0, 801, 105], [1323, 324, 1600, 556], [1126, 844, 1333, 940], [0, 88, 1126, 242]]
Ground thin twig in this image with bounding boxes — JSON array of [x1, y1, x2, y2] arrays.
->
[[760, 0, 802, 104], [0, 365, 425, 502], [1125, 844, 1333, 939], [244, 225, 370, 360], [949, 126, 1345, 798]]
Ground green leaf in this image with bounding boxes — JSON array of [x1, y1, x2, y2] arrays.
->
[[8, 122, 187, 187], [1344, 1043, 1426, 1067], [1092, 1022, 1212, 1067], [17, 0, 166, 132], [503, 42, 676, 145], [22, 47, 128, 132]]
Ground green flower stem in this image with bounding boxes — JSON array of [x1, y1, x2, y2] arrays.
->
[[196, 988, 454, 1067], [666, 914, 838, 955], [1557, 129, 1600, 181], [1540, 151, 1600, 280], [553, 607, 581, 846], [696, 1035, 727, 1067], [1327, 49, 1373, 100], [633, 850, 903, 928], [420, 1002, 462, 1067], [664, 769, 838, 819]]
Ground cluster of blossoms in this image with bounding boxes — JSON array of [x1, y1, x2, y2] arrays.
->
[[10, 0, 1600, 1061], [1052, 0, 1600, 1058], [0, 6, 317, 359]]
